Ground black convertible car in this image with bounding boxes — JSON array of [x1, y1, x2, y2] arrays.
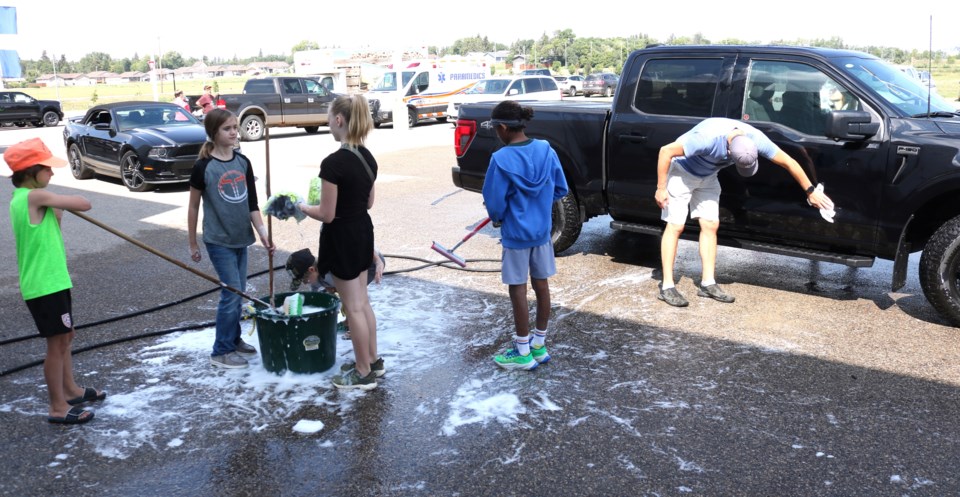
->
[[63, 101, 207, 192]]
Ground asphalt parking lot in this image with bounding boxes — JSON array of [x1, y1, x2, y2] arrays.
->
[[1, 115, 959, 496]]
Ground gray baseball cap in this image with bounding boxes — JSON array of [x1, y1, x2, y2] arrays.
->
[[729, 134, 758, 177]]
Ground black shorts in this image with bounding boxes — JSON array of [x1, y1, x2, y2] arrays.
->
[[25, 289, 74, 338]]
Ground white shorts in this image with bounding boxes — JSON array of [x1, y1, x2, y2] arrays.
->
[[501, 242, 556, 285], [661, 160, 721, 225]]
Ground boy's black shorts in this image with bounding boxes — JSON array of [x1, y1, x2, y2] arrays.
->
[[25, 289, 74, 338]]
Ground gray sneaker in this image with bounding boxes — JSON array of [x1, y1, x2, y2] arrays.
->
[[234, 338, 258, 356], [698, 284, 735, 303], [658, 287, 689, 307], [340, 357, 386, 377], [332, 369, 378, 391], [211, 352, 249, 369]]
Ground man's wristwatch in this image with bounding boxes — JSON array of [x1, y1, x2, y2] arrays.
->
[[805, 185, 816, 195]]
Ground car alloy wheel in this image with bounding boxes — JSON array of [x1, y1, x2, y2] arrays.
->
[[120, 151, 154, 192]]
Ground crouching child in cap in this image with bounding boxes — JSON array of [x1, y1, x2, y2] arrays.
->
[[285, 247, 385, 368], [6, 138, 105, 424]]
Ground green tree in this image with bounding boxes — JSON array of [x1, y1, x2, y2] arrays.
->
[[291, 40, 319, 54], [161, 51, 185, 69], [77, 52, 113, 72], [37, 51, 53, 74]]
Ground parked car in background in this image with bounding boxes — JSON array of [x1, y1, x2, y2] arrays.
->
[[446, 75, 562, 120], [554, 75, 584, 97], [63, 102, 207, 192], [0, 91, 63, 127], [520, 68, 552, 76], [583, 72, 619, 97], [217, 76, 339, 141]]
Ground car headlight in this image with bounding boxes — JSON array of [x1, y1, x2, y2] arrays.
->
[[148, 147, 173, 159]]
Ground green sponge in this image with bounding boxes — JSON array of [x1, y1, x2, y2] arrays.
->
[[307, 177, 322, 205]]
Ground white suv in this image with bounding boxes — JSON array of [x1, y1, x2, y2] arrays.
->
[[447, 76, 563, 119], [554, 75, 584, 97]]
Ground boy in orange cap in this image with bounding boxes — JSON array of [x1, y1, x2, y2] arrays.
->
[[6, 138, 104, 424]]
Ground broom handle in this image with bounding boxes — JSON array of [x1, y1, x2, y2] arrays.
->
[[69, 210, 273, 309], [450, 217, 492, 251], [264, 127, 275, 309]]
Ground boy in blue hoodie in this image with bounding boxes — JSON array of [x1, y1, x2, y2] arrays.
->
[[482, 101, 569, 370]]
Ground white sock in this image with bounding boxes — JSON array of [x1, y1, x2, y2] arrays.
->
[[532, 329, 547, 347], [662, 282, 675, 290], [515, 334, 530, 356], [701, 279, 716, 287]]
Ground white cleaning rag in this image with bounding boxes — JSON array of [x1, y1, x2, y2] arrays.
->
[[806, 183, 835, 223]]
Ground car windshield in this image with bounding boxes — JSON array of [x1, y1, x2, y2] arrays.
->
[[465, 79, 510, 95], [373, 71, 415, 92], [836, 57, 954, 116], [116, 106, 198, 131]]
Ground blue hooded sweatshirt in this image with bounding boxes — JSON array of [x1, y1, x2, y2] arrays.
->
[[482, 139, 569, 249]]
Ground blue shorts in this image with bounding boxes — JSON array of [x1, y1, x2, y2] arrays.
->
[[501, 242, 556, 285]]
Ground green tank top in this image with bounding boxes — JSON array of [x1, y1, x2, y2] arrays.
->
[[10, 187, 72, 300]]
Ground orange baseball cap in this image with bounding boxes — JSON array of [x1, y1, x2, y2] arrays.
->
[[4, 138, 67, 172]]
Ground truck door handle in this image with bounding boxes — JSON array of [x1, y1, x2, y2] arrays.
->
[[619, 134, 647, 144]]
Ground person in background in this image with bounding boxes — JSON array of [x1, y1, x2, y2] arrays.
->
[[654, 117, 834, 307], [6, 138, 105, 424], [187, 109, 274, 369], [481, 100, 569, 371], [298, 95, 380, 391], [172, 90, 190, 112], [196, 85, 215, 115]]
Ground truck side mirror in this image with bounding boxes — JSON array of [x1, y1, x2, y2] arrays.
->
[[507, 89, 519, 96], [826, 110, 880, 141]]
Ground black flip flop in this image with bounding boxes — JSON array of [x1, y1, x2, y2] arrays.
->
[[67, 387, 106, 406], [48, 405, 94, 425]]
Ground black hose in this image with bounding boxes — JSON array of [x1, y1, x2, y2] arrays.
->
[[0, 254, 501, 377]]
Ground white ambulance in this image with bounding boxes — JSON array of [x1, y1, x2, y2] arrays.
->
[[368, 58, 491, 127]]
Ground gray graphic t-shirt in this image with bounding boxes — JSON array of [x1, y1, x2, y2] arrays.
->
[[189, 153, 258, 248]]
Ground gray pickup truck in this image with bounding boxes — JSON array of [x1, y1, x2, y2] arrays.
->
[[217, 76, 337, 141]]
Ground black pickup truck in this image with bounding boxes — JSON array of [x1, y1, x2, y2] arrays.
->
[[452, 45, 960, 326], [0, 90, 63, 127], [217, 76, 338, 141]]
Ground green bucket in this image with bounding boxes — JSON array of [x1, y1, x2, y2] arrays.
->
[[253, 292, 341, 374]]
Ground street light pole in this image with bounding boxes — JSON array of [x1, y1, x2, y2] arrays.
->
[[52, 53, 60, 101], [157, 36, 163, 94]]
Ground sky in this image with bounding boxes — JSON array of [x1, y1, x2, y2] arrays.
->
[[4, 1, 957, 62]]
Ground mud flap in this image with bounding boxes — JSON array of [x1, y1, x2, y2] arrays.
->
[[892, 214, 914, 292]]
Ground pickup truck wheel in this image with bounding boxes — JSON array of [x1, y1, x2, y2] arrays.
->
[[240, 115, 265, 141], [42, 111, 60, 127], [68, 144, 94, 180], [919, 215, 960, 326], [551, 191, 581, 254], [120, 151, 155, 192], [408, 108, 418, 128], [303, 126, 320, 134]]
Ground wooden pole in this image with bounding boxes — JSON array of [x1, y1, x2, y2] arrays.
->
[[265, 126, 275, 308], [69, 210, 273, 309]]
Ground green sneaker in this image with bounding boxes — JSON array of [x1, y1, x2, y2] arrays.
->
[[530, 343, 551, 364], [340, 357, 385, 377], [493, 344, 538, 371], [332, 369, 378, 391]]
